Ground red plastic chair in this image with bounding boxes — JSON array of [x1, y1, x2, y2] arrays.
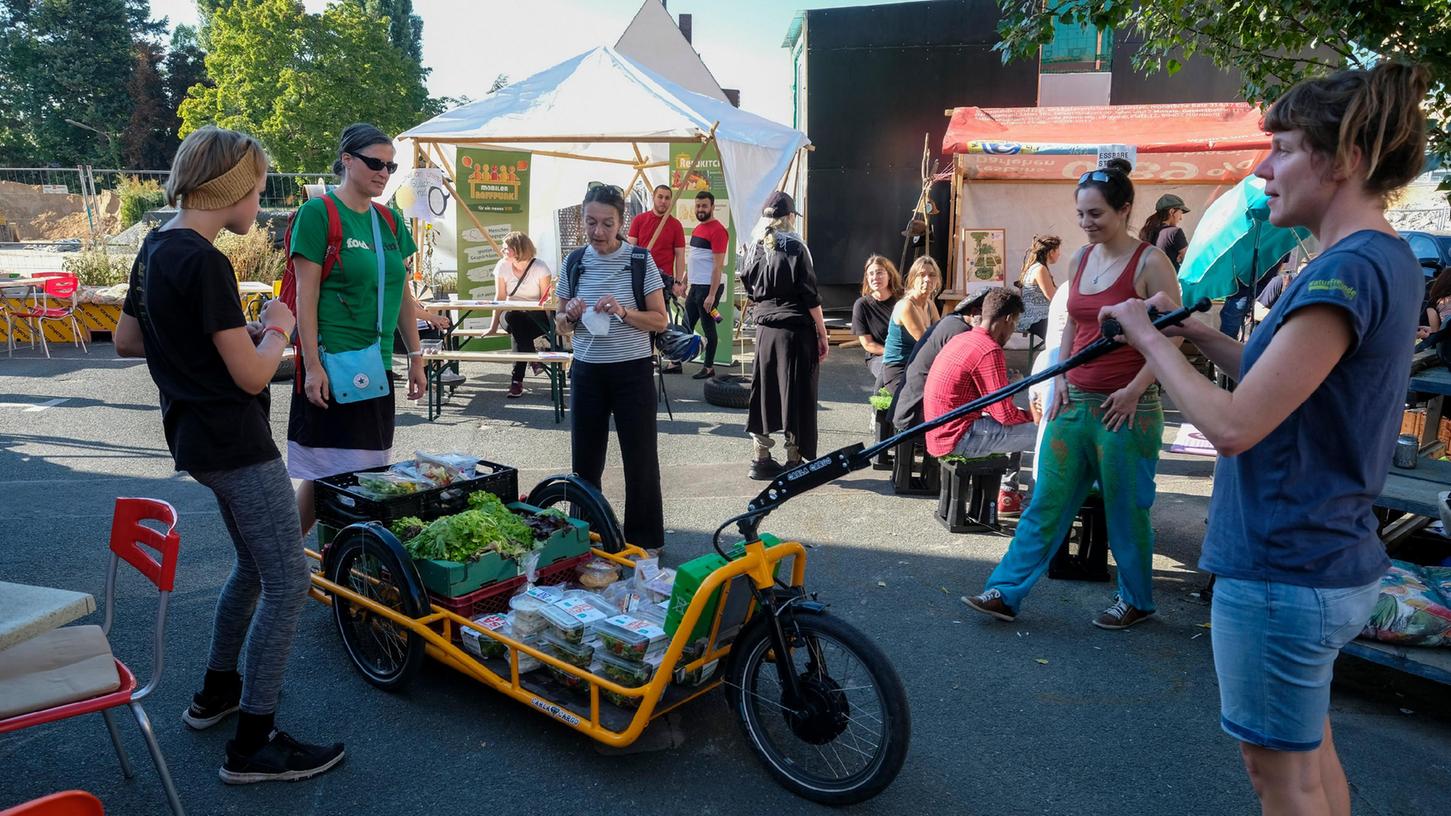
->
[[0, 499, 184, 816], [9, 272, 87, 358], [0, 791, 104, 816]]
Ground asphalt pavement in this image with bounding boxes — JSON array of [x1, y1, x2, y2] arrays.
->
[[2, 342, 1448, 815]]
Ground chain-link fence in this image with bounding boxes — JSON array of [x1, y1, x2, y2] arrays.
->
[[86, 169, 329, 210]]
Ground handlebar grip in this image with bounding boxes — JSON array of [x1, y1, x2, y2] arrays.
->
[[1099, 299, 1210, 342]]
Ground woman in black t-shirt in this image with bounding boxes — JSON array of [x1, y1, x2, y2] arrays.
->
[[851, 254, 901, 384], [740, 192, 828, 479], [114, 126, 344, 783]]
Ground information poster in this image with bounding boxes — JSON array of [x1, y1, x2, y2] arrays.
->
[[456, 148, 532, 302], [669, 140, 735, 365], [959, 228, 1006, 296]]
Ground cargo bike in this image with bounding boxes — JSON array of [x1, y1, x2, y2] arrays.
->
[[306, 301, 1208, 806]]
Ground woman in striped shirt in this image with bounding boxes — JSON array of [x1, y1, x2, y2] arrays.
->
[[556, 184, 669, 550]]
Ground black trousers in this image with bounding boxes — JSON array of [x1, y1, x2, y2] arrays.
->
[[504, 310, 548, 382], [568, 357, 664, 549], [683, 283, 722, 365]]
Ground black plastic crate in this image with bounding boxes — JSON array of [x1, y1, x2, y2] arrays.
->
[[313, 459, 520, 528]]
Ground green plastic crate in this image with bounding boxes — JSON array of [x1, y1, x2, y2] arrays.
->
[[664, 534, 783, 642], [414, 552, 519, 598], [509, 502, 591, 566]]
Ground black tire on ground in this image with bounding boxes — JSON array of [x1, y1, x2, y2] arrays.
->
[[727, 611, 911, 806], [325, 525, 428, 691], [704, 373, 752, 410]]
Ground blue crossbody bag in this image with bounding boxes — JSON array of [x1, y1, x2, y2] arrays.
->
[[319, 208, 390, 403]]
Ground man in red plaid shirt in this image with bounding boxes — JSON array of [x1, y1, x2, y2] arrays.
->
[[923, 288, 1036, 512]]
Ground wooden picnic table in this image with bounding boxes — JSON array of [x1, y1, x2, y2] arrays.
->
[[417, 299, 566, 422], [0, 581, 96, 652]]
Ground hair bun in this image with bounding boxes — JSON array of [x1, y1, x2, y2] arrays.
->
[[1104, 157, 1134, 175]]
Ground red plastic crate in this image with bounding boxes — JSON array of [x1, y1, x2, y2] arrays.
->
[[430, 552, 593, 619]]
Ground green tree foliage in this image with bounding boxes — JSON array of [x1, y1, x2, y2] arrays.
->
[[0, 0, 139, 166], [180, 0, 434, 172], [996, 1, 1450, 166]]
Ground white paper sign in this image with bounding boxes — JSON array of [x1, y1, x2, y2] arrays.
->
[[403, 168, 447, 224], [1096, 144, 1138, 171]]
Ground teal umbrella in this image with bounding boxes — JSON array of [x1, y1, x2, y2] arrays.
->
[[1178, 174, 1310, 305]]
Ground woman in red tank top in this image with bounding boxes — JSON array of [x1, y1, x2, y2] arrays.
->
[[966, 158, 1181, 631]]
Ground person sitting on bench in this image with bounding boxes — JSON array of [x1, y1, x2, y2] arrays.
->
[[922, 288, 1035, 512], [888, 288, 987, 433]]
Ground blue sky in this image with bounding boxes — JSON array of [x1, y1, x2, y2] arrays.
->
[[147, 0, 930, 125]]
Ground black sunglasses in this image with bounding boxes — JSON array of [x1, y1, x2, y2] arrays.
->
[[1078, 169, 1123, 185], [586, 181, 624, 196], [347, 151, 398, 174]]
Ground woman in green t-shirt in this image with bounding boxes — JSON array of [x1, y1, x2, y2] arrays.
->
[[287, 123, 423, 534]]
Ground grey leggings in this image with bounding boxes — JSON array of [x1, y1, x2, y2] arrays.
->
[[189, 457, 308, 715]]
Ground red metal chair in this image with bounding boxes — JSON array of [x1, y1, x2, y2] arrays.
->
[[9, 272, 88, 358], [0, 499, 184, 816], [0, 791, 105, 816]]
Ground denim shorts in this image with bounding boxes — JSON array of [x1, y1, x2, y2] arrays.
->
[[1210, 576, 1381, 751]]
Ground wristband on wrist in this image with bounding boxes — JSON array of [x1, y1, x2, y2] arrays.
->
[[263, 325, 289, 342]]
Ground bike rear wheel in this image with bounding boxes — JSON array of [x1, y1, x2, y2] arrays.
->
[[727, 611, 910, 805]]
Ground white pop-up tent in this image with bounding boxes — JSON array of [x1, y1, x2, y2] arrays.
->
[[385, 46, 810, 273]]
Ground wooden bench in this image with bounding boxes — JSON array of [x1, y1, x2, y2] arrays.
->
[[421, 350, 571, 423]]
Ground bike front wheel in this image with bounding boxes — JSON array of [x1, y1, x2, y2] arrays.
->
[[727, 611, 910, 805]]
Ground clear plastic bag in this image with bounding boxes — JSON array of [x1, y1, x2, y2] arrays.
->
[[413, 451, 480, 486]]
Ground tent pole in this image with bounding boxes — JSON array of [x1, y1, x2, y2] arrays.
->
[[427, 141, 505, 260], [643, 123, 719, 256]]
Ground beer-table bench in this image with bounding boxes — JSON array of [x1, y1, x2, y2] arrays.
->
[[420, 349, 570, 422], [418, 298, 567, 422]]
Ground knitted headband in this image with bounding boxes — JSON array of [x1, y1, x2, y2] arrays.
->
[[182, 153, 260, 211]]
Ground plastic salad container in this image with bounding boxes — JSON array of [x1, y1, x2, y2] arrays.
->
[[598, 651, 662, 709], [547, 660, 597, 692], [514, 636, 544, 673], [595, 614, 668, 662], [460, 613, 510, 660], [509, 593, 550, 635], [541, 633, 595, 668], [540, 598, 609, 645]]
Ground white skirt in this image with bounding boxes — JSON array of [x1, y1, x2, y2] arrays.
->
[[286, 441, 391, 481]]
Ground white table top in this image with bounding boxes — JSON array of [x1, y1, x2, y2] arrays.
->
[[0, 277, 51, 289], [237, 281, 274, 294], [420, 299, 555, 312], [0, 581, 97, 652]]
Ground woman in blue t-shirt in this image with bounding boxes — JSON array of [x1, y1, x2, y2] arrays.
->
[[1100, 63, 1429, 813]]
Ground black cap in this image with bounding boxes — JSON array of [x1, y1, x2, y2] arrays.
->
[[953, 288, 990, 315], [762, 191, 798, 219]]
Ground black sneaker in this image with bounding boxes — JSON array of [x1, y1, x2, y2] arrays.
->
[[749, 457, 784, 481], [182, 688, 240, 730], [220, 730, 345, 785]]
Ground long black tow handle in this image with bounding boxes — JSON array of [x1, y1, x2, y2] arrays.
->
[[725, 298, 1211, 546]]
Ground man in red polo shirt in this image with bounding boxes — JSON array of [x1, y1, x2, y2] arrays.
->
[[627, 184, 687, 292], [923, 288, 1036, 511]]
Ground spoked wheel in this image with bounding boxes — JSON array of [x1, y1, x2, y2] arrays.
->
[[525, 476, 626, 553], [325, 525, 427, 691], [726, 612, 910, 805]]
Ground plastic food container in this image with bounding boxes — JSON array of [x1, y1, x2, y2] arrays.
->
[[461, 614, 510, 660], [514, 636, 544, 673], [576, 557, 621, 590], [509, 592, 552, 630], [595, 614, 668, 662], [540, 598, 608, 645], [524, 585, 566, 604], [507, 609, 547, 638], [541, 633, 595, 668], [547, 660, 597, 692], [596, 649, 655, 686]]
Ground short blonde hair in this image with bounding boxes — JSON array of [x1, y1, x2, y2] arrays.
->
[[503, 231, 536, 260], [906, 256, 941, 293], [166, 126, 268, 208]]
